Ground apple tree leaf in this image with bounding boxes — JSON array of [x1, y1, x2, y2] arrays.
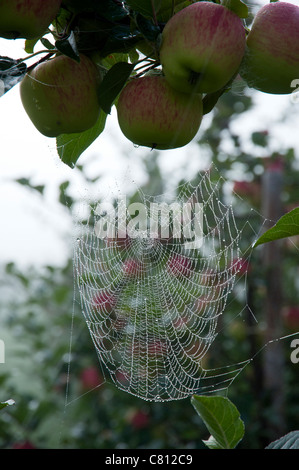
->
[[56, 111, 108, 168], [100, 0, 129, 21], [191, 395, 245, 449], [254, 207, 299, 248], [98, 61, 135, 114], [63, 0, 128, 20], [24, 38, 40, 54], [40, 37, 56, 50], [203, 88, 229, 115], [0, 56, 27, 98], [100, 25, 141, 57], [135, 14, 161, 42], [266, 431, 299, 449], [222, 0, 248, 19], [125, 0, 157, 17], [55, 31, 80, 62]]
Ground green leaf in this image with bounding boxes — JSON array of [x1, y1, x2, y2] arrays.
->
[[251, 131, 268, 147], [98, 61, 135, 114], [135, 13, 161, 42], [56, 111, 108, 168], [55, 31, 80, 62], [15, 177, 45, 195], [24, 38, 40, 54], [266, 431, 299, 449], [64, 0, 128, 20], [191, 395, 245, 449], [0, 399, 15, 411], [202, 74, 235, 115], [222, 0, 248, 18], [254, 207, 299, 248], [40, 37, 56, 50], [203, 88, 229, 115], [100, 25, 141, 57]]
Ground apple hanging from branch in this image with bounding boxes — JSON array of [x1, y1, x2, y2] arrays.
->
[[159, 1, 246, 94], [20, 53, 102, 137], [0, 0, 62, 40], [240, 1, 299, 94], [116, 74, 203, 150]]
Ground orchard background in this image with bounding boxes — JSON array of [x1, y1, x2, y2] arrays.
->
[[0, 0, 299, 449]]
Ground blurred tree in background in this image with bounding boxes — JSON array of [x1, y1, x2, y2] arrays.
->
[[1, 58, 299, 450]]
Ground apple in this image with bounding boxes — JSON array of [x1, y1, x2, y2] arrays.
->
[[20, 53, 102, 137], [166, 253, 193, 278], [80, 366, 103, 390], [240, 2, 299, 94], [0, 0, 62, 39], [125, 407, 150, 429], [230, 257, 250, 276], [129, 409, 150, 430], [115, 369, 130, 387], [12, 440, 36, 449], [93, 291, 116, 312], [283, 307, 299, 332], [233, 180, 261, 207], [159, 1, 246, 94], [117, 74, 203, 149]]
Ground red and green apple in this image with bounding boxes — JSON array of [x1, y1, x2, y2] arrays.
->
[[20, 53, 101, 137], [116, 74, 203, 150], [240, 2, 299, 94], [159, 1, 246, 94], [0, 0, 62, 39]]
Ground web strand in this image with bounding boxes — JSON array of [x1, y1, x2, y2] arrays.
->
[[73, 169, 261, 401]]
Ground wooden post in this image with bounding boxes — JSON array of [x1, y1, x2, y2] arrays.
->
[[261, 157, 285, 439]]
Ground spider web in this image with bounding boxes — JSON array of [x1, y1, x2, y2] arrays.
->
[[73, 168, 259, 402]]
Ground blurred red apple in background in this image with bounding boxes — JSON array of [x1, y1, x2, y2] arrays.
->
[[283, 307, 299, 332], [167, 253, 193, 278], [80, 366, 103, 390], [93, 291, 116, 312]]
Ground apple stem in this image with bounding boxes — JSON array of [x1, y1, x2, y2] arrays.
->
[[171, 0, 175, 16], [150, 0, 158, 26], [19, 50, 56, 66], [25, 52, 56, 73]]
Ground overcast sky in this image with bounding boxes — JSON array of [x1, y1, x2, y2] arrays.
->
[[0, 0, 299, 268]]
